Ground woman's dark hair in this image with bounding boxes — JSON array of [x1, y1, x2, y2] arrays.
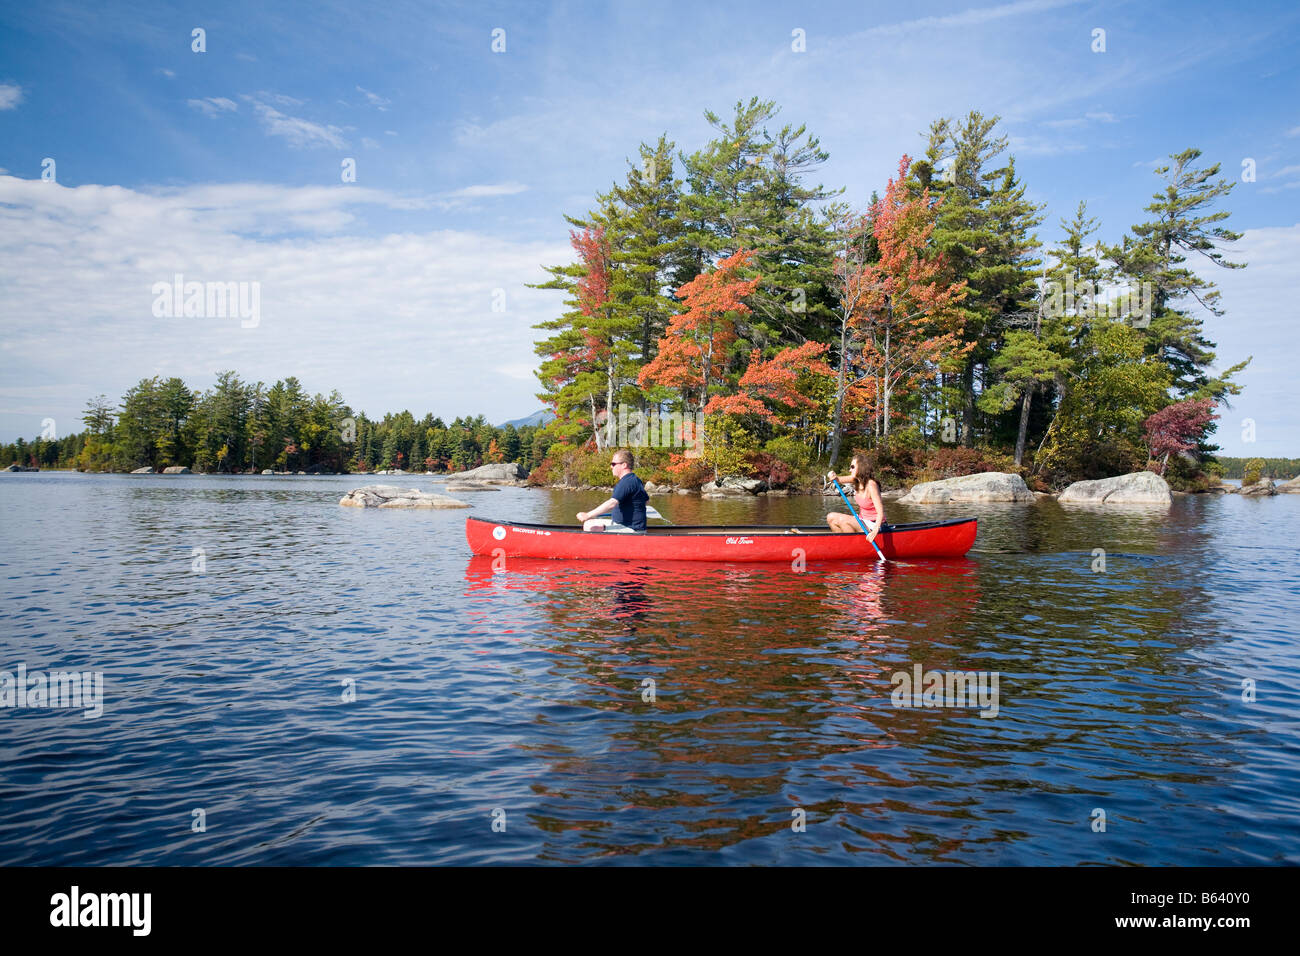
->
[[851, 452, 875, 492]]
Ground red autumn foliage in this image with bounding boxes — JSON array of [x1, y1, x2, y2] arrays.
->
[[840, 155, 969, 435], [1143, 398, 1218, 473]]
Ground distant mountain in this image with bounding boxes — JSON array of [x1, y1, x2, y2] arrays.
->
[[499, 409, 555, 429]]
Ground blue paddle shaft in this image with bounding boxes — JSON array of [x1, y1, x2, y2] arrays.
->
[[831, 476, 887, 561]]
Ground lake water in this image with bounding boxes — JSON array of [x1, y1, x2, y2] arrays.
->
[[1, 473, 1297, 865]]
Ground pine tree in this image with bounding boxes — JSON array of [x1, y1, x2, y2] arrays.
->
[[602, 136, 690, 381], [1106, 148, 1250, 400], [379, 431, 398, 471], [534, 224, 641, 446], [979, 201, 1104, 465], [912, 112, 1044, 446], [81, 395, 115, 435], [679, 98, 839, 348]]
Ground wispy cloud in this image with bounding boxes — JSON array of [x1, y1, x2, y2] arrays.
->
[[355, 85, 390, 110], [187, 97, 238, 118], [1008, 135, 1087, 157], [256, 90, 303, 108], [446, 183, 528, 199], [243, 95, 346, 149], [860, 0, 1082, 39], [0, 84, 23, 110]]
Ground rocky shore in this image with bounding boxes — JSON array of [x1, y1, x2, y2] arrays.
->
[[339, 485, 469, 509]]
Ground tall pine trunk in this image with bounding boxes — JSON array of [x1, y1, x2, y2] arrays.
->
[[1014, 383, 1033, 466], [961, 362, 975, 448], [828, 313, 849, 467], [590, 394, 604, 451], [605, 357, 616, 450]]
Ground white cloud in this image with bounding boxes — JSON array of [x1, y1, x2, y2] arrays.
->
[[0, 84, 23, 110], [446, 183, 527, 199], [187, 97, 238, 117], [0, 176, 569, 435], [1198, 224, 1300, 455], [159, 68, 175, 79]]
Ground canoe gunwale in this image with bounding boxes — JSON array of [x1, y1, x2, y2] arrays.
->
[[465, 515, 975, 538]]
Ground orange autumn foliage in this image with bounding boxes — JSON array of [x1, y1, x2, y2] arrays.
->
[[705, 341, 833, 424], [638, 249, 760, 407]]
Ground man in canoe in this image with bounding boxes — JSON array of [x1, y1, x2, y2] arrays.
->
[[826, 454, 885, 542], [577, 448, 648, 532]]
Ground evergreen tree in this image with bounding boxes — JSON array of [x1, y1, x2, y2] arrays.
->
[[1037, 320, 1171, 479], [118, 377, 165, 468], [1106, 148, 1250, 400], [912, 112, 1044, 446], [679, 98, 839, 348], [81, 395, 115, 435], [379, 430, 398, 470], [209, 371, 250, 472], [979, 201, 1103, 465]]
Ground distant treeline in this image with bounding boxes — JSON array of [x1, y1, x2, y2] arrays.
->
[[1215, 457, 1300, 480], [0, 372, 553, 474]]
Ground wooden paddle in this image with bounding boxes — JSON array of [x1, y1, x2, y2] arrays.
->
[[826, 472, 887, 563]]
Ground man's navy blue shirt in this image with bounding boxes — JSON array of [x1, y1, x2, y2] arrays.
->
[[610, 473, 649, 531]]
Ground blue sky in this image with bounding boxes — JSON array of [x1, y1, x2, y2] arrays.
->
[[1, 0, 1297, 455]]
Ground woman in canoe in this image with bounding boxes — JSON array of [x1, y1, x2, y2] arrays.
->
[[826, 454, 885, 541]]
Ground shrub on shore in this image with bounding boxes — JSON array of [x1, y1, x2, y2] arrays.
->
[[1243, 458, 1265, 485], [912, 446, 1018, 484]]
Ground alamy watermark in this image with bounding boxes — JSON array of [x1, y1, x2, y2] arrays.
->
[[594, 403, 704, 457], [151, 274, 260, 328], [1, 663, 103, 718], [50, 886, 150, 936], [1039, 275, 1153, 328], [890, 663, 1000, 718]]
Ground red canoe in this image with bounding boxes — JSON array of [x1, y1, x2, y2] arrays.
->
[[465, 516, 977, 562]]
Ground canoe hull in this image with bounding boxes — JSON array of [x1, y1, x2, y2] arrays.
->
[[465, 516, 977, 562]]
